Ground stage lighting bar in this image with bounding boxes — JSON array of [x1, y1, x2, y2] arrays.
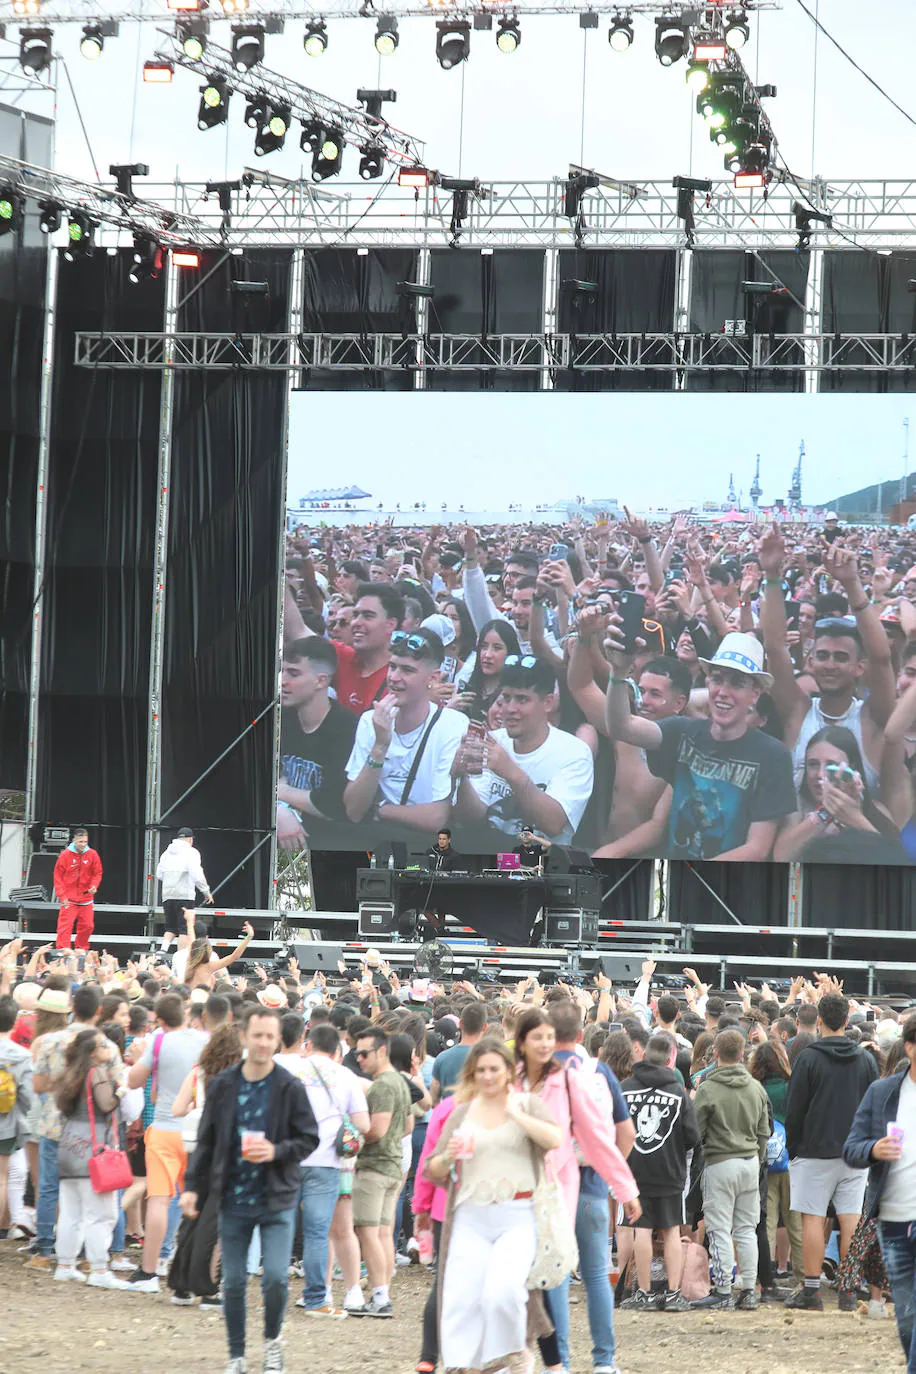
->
[[0, 152, 221, 249], [154, 29, 425, 168], [0, 2, 777, 24]]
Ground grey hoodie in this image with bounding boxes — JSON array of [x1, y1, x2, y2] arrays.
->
[[0, 1036, 34, 1146]]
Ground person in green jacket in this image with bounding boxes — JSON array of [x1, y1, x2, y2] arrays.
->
[[693, 1029, 771, 1310], [749, 1040, 803, 1285]]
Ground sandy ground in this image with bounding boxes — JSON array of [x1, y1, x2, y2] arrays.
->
[[1, 1242, 906, 1374]]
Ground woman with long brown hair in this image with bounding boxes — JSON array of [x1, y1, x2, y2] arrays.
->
[[184, 923, 254, 990], [54, 1028, 130, 1289], [426, 1036, 560, 1374], [749, 1038, 801, 1286]]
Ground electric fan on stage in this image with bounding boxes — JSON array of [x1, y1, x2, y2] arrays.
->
[[414, 939, 453, 981]]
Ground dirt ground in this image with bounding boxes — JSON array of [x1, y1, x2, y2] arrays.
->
[[1, 1243, 905, 1374]]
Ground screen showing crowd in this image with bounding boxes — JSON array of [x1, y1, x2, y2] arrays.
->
[[277, 504, 916, 866]]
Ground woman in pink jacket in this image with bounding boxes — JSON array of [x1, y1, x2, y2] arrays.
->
[[411, 1095, 457, 1374], [515, 1008, 641, 1374]]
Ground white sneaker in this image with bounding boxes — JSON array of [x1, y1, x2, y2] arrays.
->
[[405, 1237, 420, 1264], [88, 1270, 132, 1291], [109, 1257, 135, 1273], [868, 1298, 888, 1319], [156, 1256, 171, 1277], [225, 1361, 247, 1374], [343, 1287, 365, 1312], [262, 1337, 285, 1372], [53, 1266, 87, 1284], [394, 1252, 412, 1267]]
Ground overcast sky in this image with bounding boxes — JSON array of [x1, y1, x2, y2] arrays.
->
[[2, 1, 915, 193], [288, 392, 913, 511]]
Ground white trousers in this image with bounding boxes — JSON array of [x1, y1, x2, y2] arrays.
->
[[440, 1199, 537, 1370], [57, 1178, 118, 1270]]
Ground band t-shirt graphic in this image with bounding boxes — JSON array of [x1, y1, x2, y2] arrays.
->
[[279, 702, 357, 824], [467, 725, 595, 845], [647, 717, 796, 859]]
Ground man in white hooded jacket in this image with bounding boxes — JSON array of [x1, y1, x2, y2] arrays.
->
[[156, 828, 214, 929]]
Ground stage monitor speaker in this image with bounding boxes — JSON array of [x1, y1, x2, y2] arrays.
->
[[358, 902, 397, 937], [544, 909, 599, 946], [591, 953, 643, 985], [292, 942, 345, 974], [356, 869, 393, 905], [545, 872, 600, 912], [26, 852, 57, 894], [547, 846, 594, 875]]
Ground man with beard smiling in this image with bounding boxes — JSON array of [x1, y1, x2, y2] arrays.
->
[[604, 629, 795, 861]]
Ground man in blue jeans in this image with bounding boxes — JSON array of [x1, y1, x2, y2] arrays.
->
[[181, 1006, 318, 1374], [845, 1012, 916, 1371], [550, 1003, 636, 1374]]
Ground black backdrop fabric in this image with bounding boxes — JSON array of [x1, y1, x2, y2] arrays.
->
[[36, 250, 164, 900], [299, 248, 416, 392], [160, 250, 291, 907], [803, 864, 916, 930], [667, 861, 789, 927], [425, 249, 544, 392], [821, 250, 916, 394]]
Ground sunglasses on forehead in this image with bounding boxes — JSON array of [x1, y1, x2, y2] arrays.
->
[[504, 654, 539, 670], [390, 631, 430, 656]]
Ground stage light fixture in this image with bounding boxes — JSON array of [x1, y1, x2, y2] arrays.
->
[[173, 249, 201, 268], [436, 20, 470, 70], [20, 28, 52, 73], [312, 128, 342, 181], [608, 13, 633, 51], [38, 199, 62, 233], [300, 120, 322, 153], [231, 23, 264, 70], [303, 20, 327, 56], [398, 165, 431, 188], [358, 144, 385, 180], [64, 213, 94, 260], [734, 169, 766, 189], [496, 17, 521, 52], [685, 61, 709, 93], [168, 0, 201, 9], [254, 102, 290, 155], [220, 0, 248, 11], [12, 0, 42, 15], [110, 162, 149, 199], [0, 187, 23, 236], [374, 17, 398, 55], [654, 15, 688, 67], [198, 76, 230, 129], [178, 17, 209, 59], [80, 24, 104, 59], [244, 95, 268, 128], [693, 35, 727, 61], [580, 11, 599, 30], [129, 233, 161, 285], [143, 59, 173, 82], [724, 9, 749, 50]]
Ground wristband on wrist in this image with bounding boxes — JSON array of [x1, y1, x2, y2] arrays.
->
[[367, 756, 385, 769], [849, 599, 869, 613]]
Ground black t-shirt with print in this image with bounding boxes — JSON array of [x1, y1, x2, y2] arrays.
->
[[279, 701, 357, 826]]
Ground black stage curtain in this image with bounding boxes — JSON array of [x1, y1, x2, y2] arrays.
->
[[593, 858, 653, 923], [161, 250, 290, 907], [554, 248, 677, 392], [426, 249, 544, 392], [299, 248, 416, 391], [686, 250, 808, 393], [667, 861, 789, 926], [821, 250, 916, 394], [803, 863, 916, 930], [36, 250, 163, 900]]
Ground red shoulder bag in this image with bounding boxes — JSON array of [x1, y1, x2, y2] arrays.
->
[[86, 1072, 134, 1195]]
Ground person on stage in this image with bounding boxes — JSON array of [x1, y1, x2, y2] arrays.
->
[[157, 827, 215, 931], [53, 827, 102, 951], [426, 828, 462, 872], [514, 824, 551, 872]]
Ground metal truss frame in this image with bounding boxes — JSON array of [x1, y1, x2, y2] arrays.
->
[[154, 31, 424, 167], [81, 176, 916, 249], [73, 329, 916, 373]]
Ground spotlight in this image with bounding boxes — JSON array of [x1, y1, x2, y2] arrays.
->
[[0, 187, 23, 236], [129, 234, 161, 285], [231, 24, 264, 70], [19, 28, 52, 73], [374, 17, 398, 55], [608, 13, 633, 51], [654, 15, 688, 66], [436, 20, 470, 70], [564, 171, 599, 220], [734, 169, 766, 189], [496, 17, 520, 52], [198, 76, 230, 129], [178, 17, 209, 59], [300, 121, 323, 153], [303, 20, 327, 56], [173, 248, 201, 268], [12, 0, 42, 14], [143, 60, 173, 82], [220, 0, 248, 11], [63, 213, 95, 261], [79, 24, 104, 59], [398, 165, 431, 188], [254, 102, 290, 155], [359, 144, 385, 180], [244, 95, 268, 129], [38, 199, 62, 233], [701, 78, 743, 129], [724, 9, 749, 50], [312, 129, 343, 181], [685, 61, 710, 93]]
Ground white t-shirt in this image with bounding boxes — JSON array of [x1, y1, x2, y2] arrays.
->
[[879, 1073, 916, 1222], [171, 947, 189, 983], [346, 702, 469, 808], [283, 1055, 370, 1170], [467, 724, 595, 844]]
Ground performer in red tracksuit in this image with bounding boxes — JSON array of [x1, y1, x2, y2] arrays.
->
[[53, 828, 103, 951]]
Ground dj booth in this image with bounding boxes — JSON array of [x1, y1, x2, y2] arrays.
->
[[355, 866, 601, 946]]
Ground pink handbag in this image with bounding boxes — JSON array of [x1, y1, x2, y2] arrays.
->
[[679, 1238, 711, 1301], [86, 1074, 133, 1195]]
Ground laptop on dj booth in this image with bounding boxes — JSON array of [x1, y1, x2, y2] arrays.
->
[[496, 852, 521, 872]]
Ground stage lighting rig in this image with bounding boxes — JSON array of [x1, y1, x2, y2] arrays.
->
[[673, 174, 711, 248], [80, 23, 114, 60], [109, 162, 149, 199], [359, 145, 385, 180], [254, 102, 291, 155], [231, 23, 264, 70], [608, 12, 633, 50], [375, 17, 398, 55], [38, 199, 62, 233], [244, 95, 268, 128], [0, 186, 24, 236], [312, 129, 343, 181], [198, 76, 230, 128], [496, 17, 521, 52], [563, 170, 599, 247], [303, 20, 327, 55], [64, 212, 95, 260], [436, 19, 470, 70], [724, 8, 749, 49], [178, 16, 209, 59], [794, 201, 831, 251], [20, 28, 52, 73], [129, 233, 162, 285], [357, 88, 396, 123], [440, 174, 480, 247], [654, 14, 688, 67], [144, 60, 174, 82]]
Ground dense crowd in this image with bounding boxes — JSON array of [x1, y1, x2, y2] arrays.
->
[[280, 510, 916, 863], [3, 933, 916, 1374]]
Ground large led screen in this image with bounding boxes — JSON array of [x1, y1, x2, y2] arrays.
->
[[278, 393, 915, 867]]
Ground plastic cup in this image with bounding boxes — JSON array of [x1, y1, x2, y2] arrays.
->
[[241, 1129, 266, 1158], [889, 1121, 905, 1144], [417, 1230, 434, 1264], [451, 1129, 476, 1160]]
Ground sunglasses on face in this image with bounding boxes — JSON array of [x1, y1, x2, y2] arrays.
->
[[355, 1049, 373, 1060], [390, 632, 429, 656]]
